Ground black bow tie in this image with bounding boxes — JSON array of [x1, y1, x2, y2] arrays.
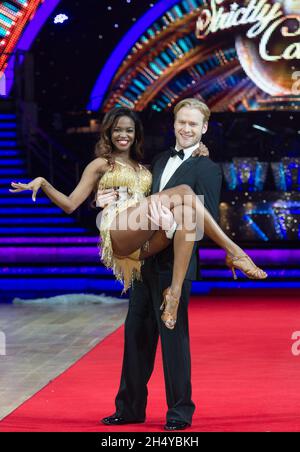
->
[[170, 148, 185, 160]]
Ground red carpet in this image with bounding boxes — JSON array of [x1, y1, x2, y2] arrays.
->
[[1, 292, 300, 432]]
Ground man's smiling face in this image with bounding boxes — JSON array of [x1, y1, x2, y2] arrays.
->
[[174, 107, 208, 150]]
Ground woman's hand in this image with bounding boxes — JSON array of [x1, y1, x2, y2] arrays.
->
[[96, 188, 117, 208], [9, 177, 45, 202]]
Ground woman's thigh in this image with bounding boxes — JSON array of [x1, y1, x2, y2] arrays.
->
[[109, 187, 194, 257], [139, 230, 171, 260], [110, 202, 156, 256]]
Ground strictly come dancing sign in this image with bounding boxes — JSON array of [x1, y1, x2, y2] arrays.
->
[[196, 0, 300, 96]]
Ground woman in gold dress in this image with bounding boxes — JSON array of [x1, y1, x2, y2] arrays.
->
[[10, 107, 267, 330]]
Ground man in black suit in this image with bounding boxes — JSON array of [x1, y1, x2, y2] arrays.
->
[[101, 99, 222, 430]]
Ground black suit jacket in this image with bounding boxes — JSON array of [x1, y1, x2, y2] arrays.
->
[[144, 150, 222, 281]]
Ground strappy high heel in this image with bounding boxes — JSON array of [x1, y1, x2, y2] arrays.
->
[[160, 287, 180, 330], [226, 253, 268, 280]]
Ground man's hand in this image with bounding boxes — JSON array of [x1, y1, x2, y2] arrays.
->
[[147, 199, 176, 234], [96, 188, 117, 208], [192, 142, 209, 157]]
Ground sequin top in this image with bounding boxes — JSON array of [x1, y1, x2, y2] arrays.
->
[[98, 159, 152, 197], [98, 159, 152, 291]]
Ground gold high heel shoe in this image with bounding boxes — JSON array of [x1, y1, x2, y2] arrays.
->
[[160, 287, 180, 330], [226, 253, 268, 280]]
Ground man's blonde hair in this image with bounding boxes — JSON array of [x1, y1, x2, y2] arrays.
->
[[174, 98, 211, 123]]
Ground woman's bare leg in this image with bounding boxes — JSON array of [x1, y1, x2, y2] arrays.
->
[[111, 184, 241, 258], [138, 203, 196, 263], [169, 204, 196, 295], [139, 205, 196, 290], [158, 205, 197, 330], [139, 230, 171, 260], [110, 204, 159, 257], [110, 184, 266, 300]]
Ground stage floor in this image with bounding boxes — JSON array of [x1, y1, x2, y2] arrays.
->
[[1, 291, 300, 432], [0, 299, 128, 420]]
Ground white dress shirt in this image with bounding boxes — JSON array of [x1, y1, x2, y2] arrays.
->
[[159, 143, 200, 191]]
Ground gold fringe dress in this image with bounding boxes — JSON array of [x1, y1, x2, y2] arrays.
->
[[98, 159, 152, 292]]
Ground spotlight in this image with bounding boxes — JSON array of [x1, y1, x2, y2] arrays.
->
[[252, 124, 276, 135], [54, 14, 69, 25]]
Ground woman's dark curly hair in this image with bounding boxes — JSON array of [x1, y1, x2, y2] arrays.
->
[[95, 107, 144, 164]]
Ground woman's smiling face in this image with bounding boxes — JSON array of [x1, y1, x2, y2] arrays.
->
[[111, 116, 136, 153]]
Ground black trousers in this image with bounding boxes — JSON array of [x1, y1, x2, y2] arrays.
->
[[115, 268, 195, 424]]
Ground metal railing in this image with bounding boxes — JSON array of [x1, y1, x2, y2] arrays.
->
[[0, 50, 30, 102], [21, 107, 83, 221]]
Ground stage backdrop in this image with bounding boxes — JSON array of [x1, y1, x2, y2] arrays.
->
[[97, 0, 300, 113]]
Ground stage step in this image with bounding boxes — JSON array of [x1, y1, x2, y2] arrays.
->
[[0, 178, 31, 186], [0, 228, 89, 235], [0, 273, 299, 303], [0, 227, 87, 234], [0, 188, 28, 195], [0, 141, 18, 147], [0, 237, 97, 246], [0, 114, 16, 120], [0, 122, 17, 129], [0, 150, 25, 156], [0, 197, 53, 205], [0, 217, 76, 225], [0, 264, 297, 280], [0, 207, 67, 215], [0, 131, 17, 138], [0, 109, 95, 303], [0, 237, 298, 301], [0, 169, 27, 175], [0, 159, 25, 166]]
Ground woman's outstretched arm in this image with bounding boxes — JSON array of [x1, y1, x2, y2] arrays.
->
[[10, 157, 108, 214]]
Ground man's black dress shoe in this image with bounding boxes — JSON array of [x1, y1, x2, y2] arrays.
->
[[101, 414, 144, 425], [164, 420, 190, 431]]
